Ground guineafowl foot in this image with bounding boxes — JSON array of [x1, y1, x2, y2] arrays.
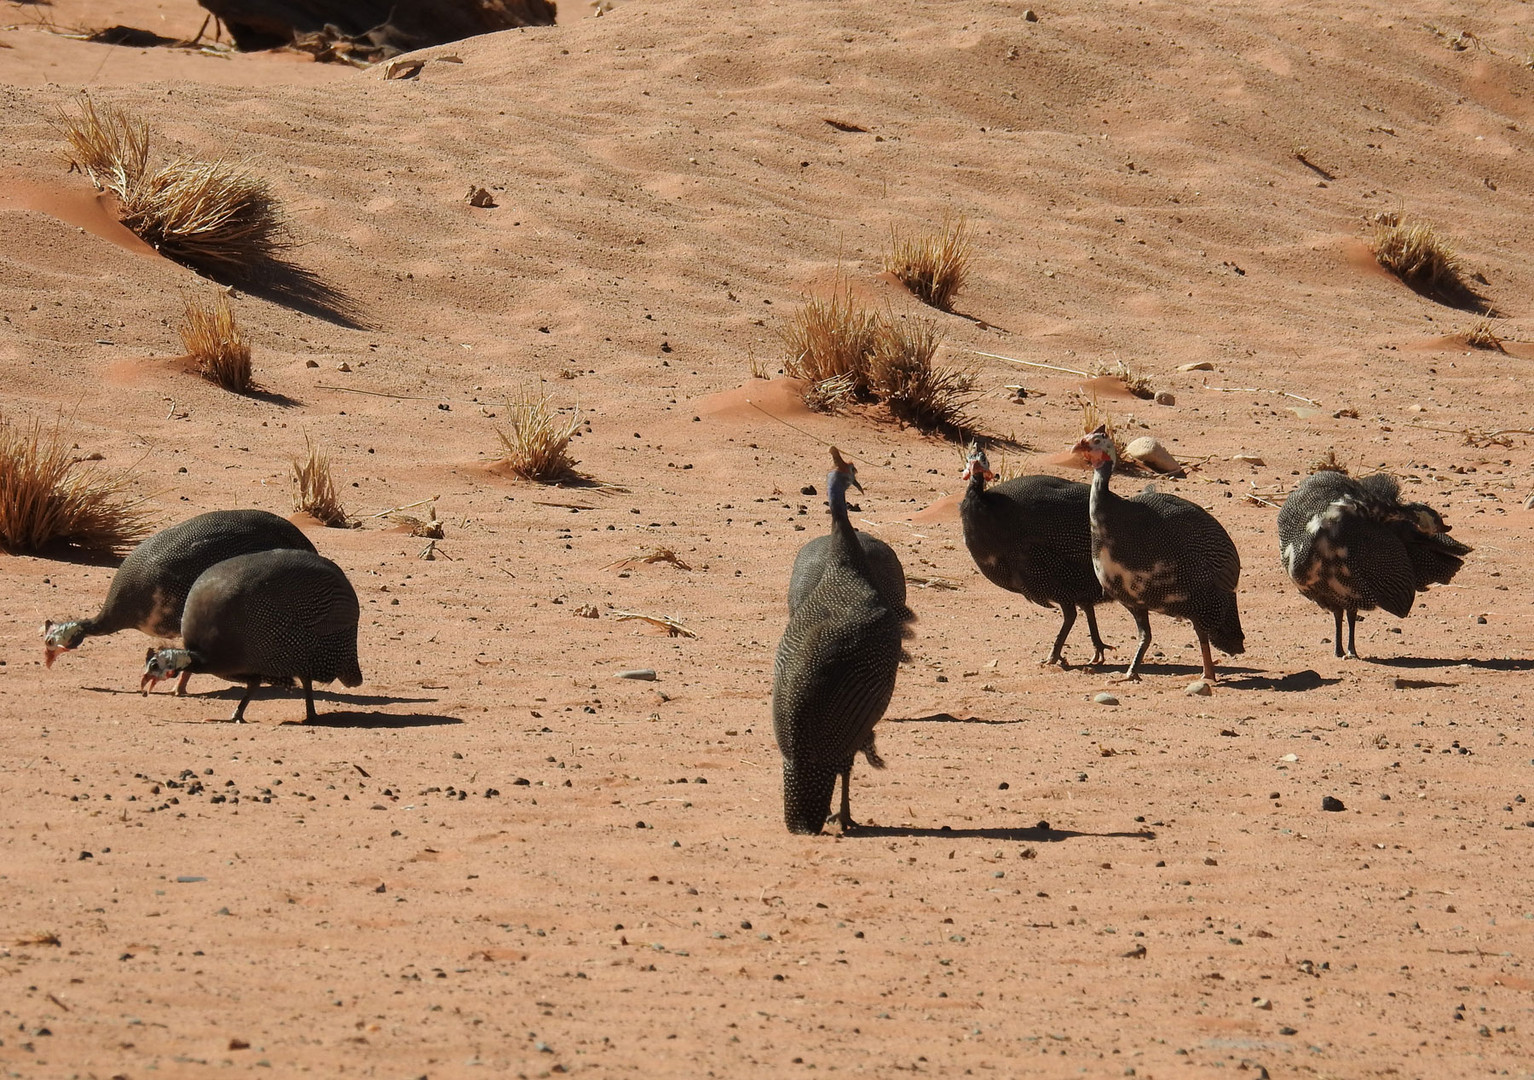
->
[[1111, 671, 1143, 684], [175, 671, 191, 697]]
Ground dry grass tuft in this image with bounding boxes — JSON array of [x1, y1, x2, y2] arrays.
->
[[868, 316, 978, 437], [885, 215, 973, 312], [496, 389, 583, 483], [61, 95, 149, 196], [1094, 359, 1155, 399], [1373, 219, 1465, 295], [1079, 399, 1136, 469], [0, 414, 153, 555], [178, 291, 253, 392], [1309, 448, 1348, 475], [1462, 315, 1505, 351], [291, 438, 349, 527], [780, 288, 879, 391], [120, 159, 289, 277], [61, 95, 290, 279]]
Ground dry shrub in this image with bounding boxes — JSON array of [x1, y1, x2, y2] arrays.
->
[[780, 288, 879, 392], [1309, 448, 1348, 475], [1463, 315, 1505, 351], [178, 291, 253, 392], [497, 389, 582, 483], [1374, 219, 1465, 294], [0, 414, 153, 555], [291, 438, 348, 527], [61, 95, 289, 279], [801, 371, 859, 414], [885, 215, 973, 312], [868, 316, 978, 437]]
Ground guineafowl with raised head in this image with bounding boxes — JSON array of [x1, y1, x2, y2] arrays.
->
[[1073, 426, 1244, 681], [959, 442, 1109, 667], [141, 549, 362, 723], [44, 509, 316, 693], [1278, 469, 1471, 658], [772, 448, 915, 834]]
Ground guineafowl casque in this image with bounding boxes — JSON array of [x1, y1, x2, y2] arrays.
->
[[44, 509, 316, 693], [1278, 469, 1471, 658], [1074, 426, 1244, 681], [140, 549, 362, 722], [959, 442, 1109, 667], [772, 448, 915, 834]]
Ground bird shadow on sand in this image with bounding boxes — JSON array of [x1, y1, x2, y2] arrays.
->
[[850, 824, 1157, 842], [1364, 656, 1534, 672], [1221, 669, 1342, 692], [889, 713, 1031, 726], [295, 711, 462, 729]]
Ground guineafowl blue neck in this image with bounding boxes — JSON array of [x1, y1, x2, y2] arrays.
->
[[826, 468, 853, 518], [826, 467, 865, 564]]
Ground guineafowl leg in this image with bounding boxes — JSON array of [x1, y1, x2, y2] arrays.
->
[[175, 671, 191, 696], [1117, 609, 1152, 682], [302, 677, 319, 723], [227, 680, 258, 723], [1083, 606, 1109, 666], [1197, 632, 1217, 682], [1344, 608, 1359, 660], [1045, 605, 1078, 667]]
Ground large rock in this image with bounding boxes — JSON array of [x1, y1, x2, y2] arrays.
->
[[199, 0, 557, 55], [1123, 435, 1184, 476]]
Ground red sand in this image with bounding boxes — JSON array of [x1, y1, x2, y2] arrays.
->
[[3, 1, 1534, 1076]]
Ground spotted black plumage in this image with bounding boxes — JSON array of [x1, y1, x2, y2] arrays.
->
[[958, 442, 1108, 667], [1075, 427, 1244, 681], [1277, 469, 1471, 658], [44, 509, 316, 693], [772, 448, 915, 834], [141, 549, 362, 722]]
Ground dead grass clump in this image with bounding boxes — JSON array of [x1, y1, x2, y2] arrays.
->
[[1463, 315, 1505, 351], [291, 438, 349, 527], [61, 95, 290, 279], [1309, 448, 1348, 475], [178, 291, 253, 392], [1373, 219, 1465, 295], [61, 95, 149, 196], [801, 371, 859, 414], [780, 289, 879, 391], [885, 215, 973, 312], [868, 316, 978, 437], [1094, 359, 1155, 399], [497, 390, 582, 483], [0, 414, 153, 555]]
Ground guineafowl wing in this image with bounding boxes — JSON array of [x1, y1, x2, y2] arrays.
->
[[1332, 514, 1416, 618], [1406, 532, 1471, 591], [1131, 491, 1241, 593]]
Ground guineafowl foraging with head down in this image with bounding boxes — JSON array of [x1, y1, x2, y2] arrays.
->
[[1074, 426, 1244, 682], [1278, 469, 1471, 658], [959, 442, 1109, 667], [772, 448, 915, 835], [44, 509, 316, 693], [141, 549, 362, 723]]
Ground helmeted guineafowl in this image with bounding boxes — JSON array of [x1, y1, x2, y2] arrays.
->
[[959, 442, 1109, 667], [44, 509, 316, 693], [140, 549, 362, 722], [1277, 469, 1471, 658], [1074, 426, 1244, 681], [772, 448, 915, 834]]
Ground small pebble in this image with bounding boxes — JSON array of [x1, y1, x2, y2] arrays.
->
[[1321, 796, 1346, 812], [616, 668, 657, 681], [1178, 360, 1214, 371], [1185, 679, 1212, 696], [1231, 454, 1265, 466], [1094, 692, 1119, 706], [1154, 391, 1176, 406]]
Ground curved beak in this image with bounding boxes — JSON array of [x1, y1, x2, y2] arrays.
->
[[140, 671, 160, 695]]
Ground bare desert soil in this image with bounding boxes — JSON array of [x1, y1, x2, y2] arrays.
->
[[3, 1, 1534, 1077]]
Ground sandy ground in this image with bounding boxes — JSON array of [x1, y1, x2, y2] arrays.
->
[[3, 0, 1534, 1076]]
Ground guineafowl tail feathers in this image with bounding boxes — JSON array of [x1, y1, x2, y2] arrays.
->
[[1202, 591, 1246, 656], [781, 758, 838, 835], [341, 661, 363, 688]]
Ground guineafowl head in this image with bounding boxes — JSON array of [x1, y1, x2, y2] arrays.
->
[[141, 647, 193, 693], [1402, 503, 1451, 535], [960, 441, 994, 482], [828, 446, 863, 498], [1073, 425, 1116, 468], [42, 620, 88, 667]]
